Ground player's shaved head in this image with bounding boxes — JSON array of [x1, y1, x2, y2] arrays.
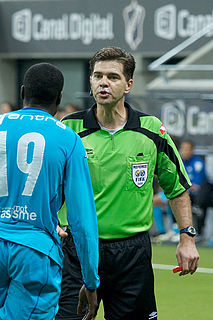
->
[[23, 63, 64, 107]]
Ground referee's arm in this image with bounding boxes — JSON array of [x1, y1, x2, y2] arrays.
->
[[169, 191, 199, 276]]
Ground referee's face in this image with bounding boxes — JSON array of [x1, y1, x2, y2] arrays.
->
[[90, 60, 133, 107]]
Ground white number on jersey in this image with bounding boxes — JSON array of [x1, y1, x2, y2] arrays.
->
[[0, 131, 8, 196], [0, 131, 45, 196]]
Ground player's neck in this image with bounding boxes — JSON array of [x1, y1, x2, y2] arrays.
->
[[24, 103, 57, 116], [95, 102, 127, 129]]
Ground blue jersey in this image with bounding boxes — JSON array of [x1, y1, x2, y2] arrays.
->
[[0, 108, 99, 290], [183, 155, 206, 191]]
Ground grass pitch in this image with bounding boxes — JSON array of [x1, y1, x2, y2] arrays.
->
[[95, 244, 213, 320]]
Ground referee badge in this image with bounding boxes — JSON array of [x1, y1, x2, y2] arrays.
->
[[132, 163, 148, 188]]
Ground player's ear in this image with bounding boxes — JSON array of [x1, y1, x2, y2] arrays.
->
[[20, 85, 25, 100]]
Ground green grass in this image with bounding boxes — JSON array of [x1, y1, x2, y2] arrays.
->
[[95, 244, 213, 320]]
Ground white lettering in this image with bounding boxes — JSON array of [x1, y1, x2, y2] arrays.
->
[[33, 14, 69, 41], [155, 5, 213, 40], [70, 14, 81, 40], [178, 9, 189, 37], [35, 115, 44, 121], [187, 106, 213, 135], [19, 206, 29, 220], [33, 14, 42, 40], [178, 9, 213, 38], [0, 114, 7, 125], [20, 114, 34, 120], [8, 114, 20, 119], [69, 13, 114, 45], [162, 100, 213, 136], [12, 9, 114, 44], [30, 212, 37, 220], [44, 116, 56, 122], [1, 210, 6, 218], [12, 210, 19, 219], [0, 205, 38, 221], [56, 121, 66, 129], [5, 209, 11, 218], [187, 106, 199, 135], [0, 131, 8, 196], [12, 206, 19, 218], [197, 111, 207, 135], [82, 17, 93, 45], [4, 113, 66, 130]]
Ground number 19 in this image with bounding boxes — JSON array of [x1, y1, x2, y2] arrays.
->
[[0, 131, 45, 197]]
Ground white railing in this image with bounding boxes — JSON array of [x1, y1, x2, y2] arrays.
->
[[148, 22, 213, 72]]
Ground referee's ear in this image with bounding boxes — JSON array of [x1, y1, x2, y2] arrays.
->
[[124, 79, 133, 95]]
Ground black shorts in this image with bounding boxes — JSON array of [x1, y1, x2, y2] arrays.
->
[[56, 231, 157, 320]]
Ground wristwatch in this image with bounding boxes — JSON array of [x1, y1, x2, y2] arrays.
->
[[180, 226, 197, 237]]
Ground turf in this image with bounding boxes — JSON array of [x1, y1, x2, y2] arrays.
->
[[95, 244, 213, 320]]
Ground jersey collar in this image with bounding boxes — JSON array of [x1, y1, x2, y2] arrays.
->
[[83, 102, 141, 129], [22, 107, 50, 114]]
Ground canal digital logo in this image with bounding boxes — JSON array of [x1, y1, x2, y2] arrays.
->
[[154, 5, 176, 40], [11, 8, 114, 44], [161, 100, 185, 136], [154, 4, 213, 40], [161, 100, 213, 136], [12, 9, 32, 43]]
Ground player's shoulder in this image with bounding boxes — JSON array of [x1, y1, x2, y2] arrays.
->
[[53, 115, 79, 141]]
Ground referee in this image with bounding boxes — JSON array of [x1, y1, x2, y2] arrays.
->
[[56, 47, 199, 320]]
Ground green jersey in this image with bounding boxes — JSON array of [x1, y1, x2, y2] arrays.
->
[[58, 103, 191, 239]]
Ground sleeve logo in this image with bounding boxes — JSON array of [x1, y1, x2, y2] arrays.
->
[[159, 124, 166, 135]]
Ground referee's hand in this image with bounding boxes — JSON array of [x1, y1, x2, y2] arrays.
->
[[176, 233, 199, 276], [56, 225, 68, 238], [77, 285, 98, 320]]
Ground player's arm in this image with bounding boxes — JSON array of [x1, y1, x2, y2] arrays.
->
[[64, 133, 100, 318]]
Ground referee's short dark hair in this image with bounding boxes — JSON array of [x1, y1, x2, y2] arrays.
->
[[89, 46, 136, 81], [23, 63, 64, 106]]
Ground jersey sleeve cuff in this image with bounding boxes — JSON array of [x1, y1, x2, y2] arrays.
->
[[84, 276, 100, 291]]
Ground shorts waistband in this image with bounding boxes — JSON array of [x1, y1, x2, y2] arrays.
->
[[99, 231, 149, 248], [65, 229, 149, 248]]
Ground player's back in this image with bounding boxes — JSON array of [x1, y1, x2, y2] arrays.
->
[[0, 107, 76, 266]]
